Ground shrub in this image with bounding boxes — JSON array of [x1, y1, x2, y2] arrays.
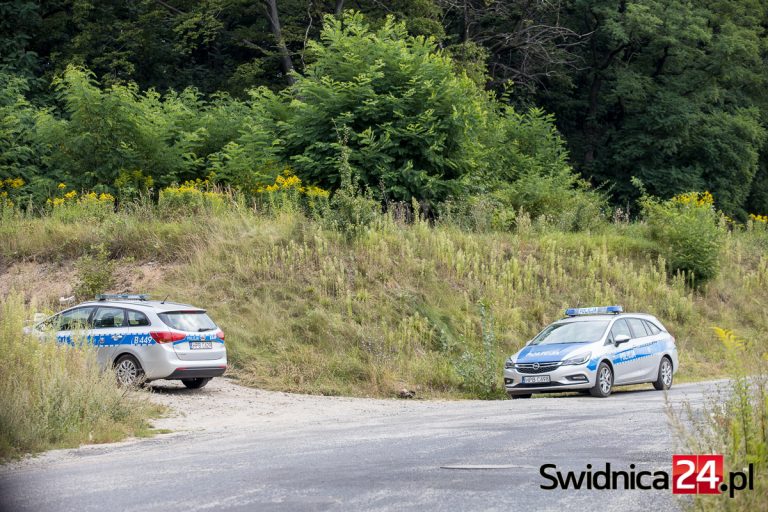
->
[[158, 179, 226, 216], [254, 170, 330, 216], [324, 142, 379, 238], [74, 243, 116, 300], [437, 195, 515, 232], [47, 184, 116, 223], [0, 294, 154, 459], [493, 172, 606, 232], [453, 301, 502, 398], [642, 191, 724, 286]]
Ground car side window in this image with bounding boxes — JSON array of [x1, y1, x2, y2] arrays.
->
[[627, 318, 649, 338], [58, 307, 95, 331], [608, 319, 632, 343], [92, 307, 127, 329], [126, 310, 150, 327], [643, 320, 661, 335]]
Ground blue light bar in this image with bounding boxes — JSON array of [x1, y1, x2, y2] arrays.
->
[[565, 305, 623, 316], [96, 294, 150, 301]]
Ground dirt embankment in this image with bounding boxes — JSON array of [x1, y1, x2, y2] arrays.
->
[[0, 261, 175, 306]]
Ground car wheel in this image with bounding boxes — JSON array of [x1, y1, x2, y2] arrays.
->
[[508, 393, 532, 399], [115, 355, 145, 388], [182, 378, 211, 389], [653, 357, 673, 391], [590, 362, 613, 397]]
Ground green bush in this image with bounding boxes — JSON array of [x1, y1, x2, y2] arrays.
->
[[453, 302, 502, 398], [437, 195, 515, 232], [325, 142, 380, 238], [158, 180, 226, 216], [642, 191, 724, 286], [74, 243, 116, 300]]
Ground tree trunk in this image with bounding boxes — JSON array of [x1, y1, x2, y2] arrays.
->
[[263, 0, 295, 85], [334, 0, 344, 16]]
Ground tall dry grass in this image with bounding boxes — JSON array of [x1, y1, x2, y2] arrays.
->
[[0, 293, 158, 459], [671, 328, 768, 510]]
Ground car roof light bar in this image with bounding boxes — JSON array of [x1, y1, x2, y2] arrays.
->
[[96, 294, 150, 301], [565, 305, 623, 316]]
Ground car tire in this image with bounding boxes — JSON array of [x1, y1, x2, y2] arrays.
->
[[182, 378, 211, 389], [590, 362, 613, 397], [653, 357, 673, 391], [114, 355, 145, 388], [508, 393, 532, 399]]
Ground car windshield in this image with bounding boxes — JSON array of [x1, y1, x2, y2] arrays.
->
[[530, 320, 610, 345], [159, 311, 217, 332]]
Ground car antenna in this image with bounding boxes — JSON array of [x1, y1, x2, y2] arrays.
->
[[161, 295, 169, 304]]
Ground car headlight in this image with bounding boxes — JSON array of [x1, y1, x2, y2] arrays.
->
[[504, 357, 515, 369], [562, 352, 591, 365]]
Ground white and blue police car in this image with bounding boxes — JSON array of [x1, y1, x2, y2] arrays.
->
[[29, 294, 227, 389], [504, 306, 678, 398]]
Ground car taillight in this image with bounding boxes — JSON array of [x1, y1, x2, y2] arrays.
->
[[150, 331, 186, 343], [216, 329, 225, 341]]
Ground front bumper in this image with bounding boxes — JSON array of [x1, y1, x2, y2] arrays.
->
[[504, 363, 595, 395]]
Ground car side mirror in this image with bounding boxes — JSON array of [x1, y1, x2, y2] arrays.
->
[[614, 334, 631, 346]]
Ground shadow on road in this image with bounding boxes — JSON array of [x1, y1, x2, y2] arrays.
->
[[145, 382, 213, 395]]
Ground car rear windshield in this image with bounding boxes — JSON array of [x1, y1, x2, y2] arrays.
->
[[159, 311, 217, 332], [530, 320, 610, 345]]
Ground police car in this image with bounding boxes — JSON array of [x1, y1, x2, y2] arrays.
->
[[29, 294, 227, 389], [504, 306, 678, 398]]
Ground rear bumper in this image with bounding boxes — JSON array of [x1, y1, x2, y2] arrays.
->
[[124, 343, 227, 380], [165, 366, 227, 379]]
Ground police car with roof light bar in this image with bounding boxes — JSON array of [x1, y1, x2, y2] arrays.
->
[[503, 306, 678, 398], [28, 294, 227, 389]]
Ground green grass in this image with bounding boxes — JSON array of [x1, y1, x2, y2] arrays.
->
[[2, 204, 767, 400], [0, 294, 163, 460]]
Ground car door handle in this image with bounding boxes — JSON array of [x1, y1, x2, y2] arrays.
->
[[110, 334, 124, 341]]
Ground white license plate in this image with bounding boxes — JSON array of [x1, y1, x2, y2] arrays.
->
[[189, 341, 213, 350], [523, 375, 550, 384]]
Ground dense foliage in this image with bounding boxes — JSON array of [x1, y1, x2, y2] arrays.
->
[[2, 12, 595, 218], [1, 3, 767, 217]]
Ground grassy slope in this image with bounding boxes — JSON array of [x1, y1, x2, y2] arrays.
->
[[2, 208, 767, 398]]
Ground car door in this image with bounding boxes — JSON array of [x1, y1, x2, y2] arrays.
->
[[124, 308, 153, 345], [91, 307, 131, 368], [624, 318, 655, 383], [608, 319, 639, 384], [53, 306, 96, 345], [638, 319, 666, 381]]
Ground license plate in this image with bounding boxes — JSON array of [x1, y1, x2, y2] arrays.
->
[[523, 375, 550, 384], [189, 341, 212, 350]]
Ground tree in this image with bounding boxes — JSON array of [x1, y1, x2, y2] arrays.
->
[[437, 0, 586, 93], [275, 12, 491, 204], [533, 0, 768, 217]]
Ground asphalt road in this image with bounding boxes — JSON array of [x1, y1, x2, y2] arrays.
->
[[0, 380, 720, 512]]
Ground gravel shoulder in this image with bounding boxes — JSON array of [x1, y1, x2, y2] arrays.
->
[[145, 377, 444, 434]]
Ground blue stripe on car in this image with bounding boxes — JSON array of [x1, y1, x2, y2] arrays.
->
[[56, 333, 224, 346]]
